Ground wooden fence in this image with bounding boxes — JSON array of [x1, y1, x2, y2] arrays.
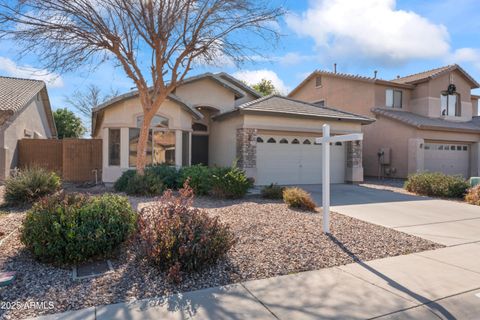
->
[[18, 139, 102, 182]]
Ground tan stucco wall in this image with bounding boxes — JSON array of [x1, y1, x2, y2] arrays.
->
[[290, 75, 376, 116], [363, 115, 480, 178], [175, 78, 236, 112], [209, 115, 244, 168], [1, 94, 53, 179], [362, 116, 417, 178], [97, 95, 195, 182], [243, 113, 362, 134]]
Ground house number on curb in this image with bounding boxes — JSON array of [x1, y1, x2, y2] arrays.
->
[[316, 124, 363, 234]]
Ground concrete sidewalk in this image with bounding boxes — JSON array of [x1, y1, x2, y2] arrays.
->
[[33, 242, 480, 320]]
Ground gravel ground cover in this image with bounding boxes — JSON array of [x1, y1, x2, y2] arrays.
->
[[0, 197, 442, 319]]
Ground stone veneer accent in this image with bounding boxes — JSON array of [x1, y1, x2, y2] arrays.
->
[[236, 128, 257, 169], [346, 141, 362, 168]]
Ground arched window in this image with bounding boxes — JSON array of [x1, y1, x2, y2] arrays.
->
[[303, 139, 311, 145], [291, 139, 300, 144], [257, 137, 264, 143], [192, 123, 208, 132], [136, 115, 169, 128], [267, 138, 276, 143], [279, 138, 288, 144]]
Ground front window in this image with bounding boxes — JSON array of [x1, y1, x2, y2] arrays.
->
[[441, 93, 461, 116], [386, 89, 402, 108], [108, 128, 120, 166], [129, 115, 175, 167]]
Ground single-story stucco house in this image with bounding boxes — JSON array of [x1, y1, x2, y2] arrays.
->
[[92, 73, 373, 185], [0, 76, 57, 180]]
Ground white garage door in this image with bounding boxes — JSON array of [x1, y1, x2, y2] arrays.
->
[[424, 142, 470, 178], [256, 135, 346, 185]]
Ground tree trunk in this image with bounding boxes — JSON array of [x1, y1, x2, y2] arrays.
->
[[135, 112, 154, 175]]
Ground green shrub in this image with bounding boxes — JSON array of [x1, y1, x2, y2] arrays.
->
[[5, 167, 61, 204], [147, 165, 178, 189], [124, 171, 165, 196], [283, 187, 317, 211], [211, 166, 252, 199], [465, 185, 480, 206], [404, 172, 469, 198], [177, 165, 212, 195], [261, 183, 285, 199], [113, 170, 136, 192], [137, 184, 235, 282], [21, 193, 136, 264], [114, 165, 178, 196]]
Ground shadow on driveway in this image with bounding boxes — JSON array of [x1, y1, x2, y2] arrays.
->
[[300, 184, 427, 206]]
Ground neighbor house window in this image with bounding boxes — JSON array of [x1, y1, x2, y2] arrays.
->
[[108, 128, 121, 166], [441, 93, 461, 116], [129, 115, 175, 167], [386, 89, 402, 108], [315, 76, 322, 87]]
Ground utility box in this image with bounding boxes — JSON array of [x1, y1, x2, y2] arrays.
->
[[378, 147, 391, 165], [470, 177, 480, 187]]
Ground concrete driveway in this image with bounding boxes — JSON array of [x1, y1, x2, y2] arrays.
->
[[301, 184, 480, 246]]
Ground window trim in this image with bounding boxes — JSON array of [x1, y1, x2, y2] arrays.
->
[[386, 89, 403, 109], [440, 92, 461, 117], [108, 128, 121, 167]]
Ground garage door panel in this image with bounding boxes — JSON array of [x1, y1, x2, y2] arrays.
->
[[424, 143, 469, 178], [256, 135, 345, 185]]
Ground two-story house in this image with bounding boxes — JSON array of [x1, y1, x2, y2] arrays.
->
[[289, 65, 480, 179]]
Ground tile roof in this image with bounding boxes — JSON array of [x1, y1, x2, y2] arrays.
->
[[288, 70, 414, 97], [236, 95, 374, 123], [372, 108, 480, 133], [391, 64, 480, 88], [0, 76, 45, 113]]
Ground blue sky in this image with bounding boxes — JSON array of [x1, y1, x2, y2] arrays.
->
[[1, 0, 480, 124]]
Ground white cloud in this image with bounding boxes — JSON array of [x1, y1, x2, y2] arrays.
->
[[286, 0, 450, 64], [233, 69, 289, 94], [0, 57, 64, 88], [449, 48, 480, 70]]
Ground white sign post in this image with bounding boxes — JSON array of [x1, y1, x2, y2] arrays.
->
[[316, 124, 363, 234]]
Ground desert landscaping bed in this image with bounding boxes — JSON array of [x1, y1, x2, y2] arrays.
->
[[1, 197, 442, 319]]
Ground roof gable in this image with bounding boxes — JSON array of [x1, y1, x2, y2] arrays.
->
[[391, 64, 480, 88], [0, 76, 45, 113]]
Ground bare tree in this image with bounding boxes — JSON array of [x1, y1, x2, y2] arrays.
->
[[65, 84, 119, 118], [0, 0, 284, 174]]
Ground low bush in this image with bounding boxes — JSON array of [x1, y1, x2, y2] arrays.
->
[[113, 170, 136, 192], [210, 166, 252, 199], [124, 171, 165, 196], [283, 187, 317, 211], [465, 185, 480, 206], [147, 165, 178, 189], [114, 165, 178, 196], [5, 167, 61, 205], [21, 193, 136, 264], [137, 183, 235, 282], [404, 172, 469, 198], [177, 165, 212, 195], [261, 183, 285, 199]]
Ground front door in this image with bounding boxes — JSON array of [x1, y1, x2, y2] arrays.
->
[[191, 135, 209, 166]]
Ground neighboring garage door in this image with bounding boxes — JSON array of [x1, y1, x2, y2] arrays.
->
[[256, 135, 346, 185], [424, 142, 470, 178]]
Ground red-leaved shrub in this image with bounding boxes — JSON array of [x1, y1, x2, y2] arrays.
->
[[137, 182, 235, 282]]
